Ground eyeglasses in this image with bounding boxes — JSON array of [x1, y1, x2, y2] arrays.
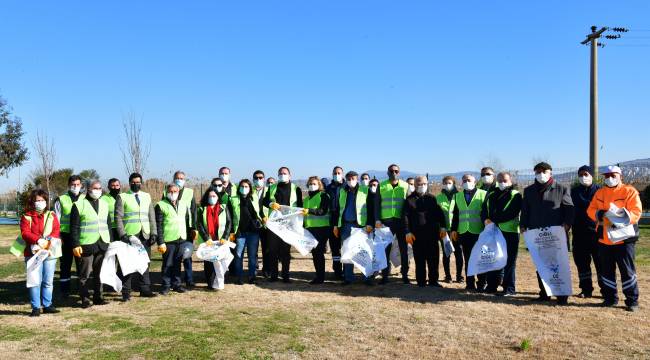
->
[[255, 176, 264, 180], [389, 169, 400, 174]]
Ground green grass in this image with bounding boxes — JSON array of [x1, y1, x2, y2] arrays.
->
[[519, 338, 532, 352], [636, 225, 650, 266], [0, 224, 19, 239]]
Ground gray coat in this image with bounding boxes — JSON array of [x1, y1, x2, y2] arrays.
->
[[520, 180, 574, 230]]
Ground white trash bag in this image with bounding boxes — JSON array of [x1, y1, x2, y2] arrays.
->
[[371, 228, 393, 273], [341, 228, 374, 277], [442, 234, 454, 257], [26, 249, 50, 288], [266, 205, 318, 256], [467, 223, 507, 276], [100, 241, 150, 292], [524, 226, 573, 296], [389, 235, 413, 268], [196, 242, 235, 289]]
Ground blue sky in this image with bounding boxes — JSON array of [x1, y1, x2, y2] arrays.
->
[[1, 0, 649, 189]]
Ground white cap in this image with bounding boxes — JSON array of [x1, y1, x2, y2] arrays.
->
[[603, 165, 622, 175]]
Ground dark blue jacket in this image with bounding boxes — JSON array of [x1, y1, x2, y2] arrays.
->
[[325, 181, 343, 226], [571, 183, 601, 232]]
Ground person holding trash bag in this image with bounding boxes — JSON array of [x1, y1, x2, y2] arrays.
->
[[155, 183, 191, 295], [481, 172, 522, 296], [230, 179, 263, 285], [451, 174, 488, 291], [69, 180, 112, 307], [303, 176, 331, 284], [377, 164, 410, 284], [53, 174, 84, 299], [115, 172, 158, 301], [436, 176, 464, 283], [403, 176, 447, 288], [570, 165, 602, 299], [19, 189, 61, 317], [587, 165, 643, 312], [333, 171, 374, 285], [197, 188, 231, 290], [520, 162, 574, 305], [263, 166, 303, 282]]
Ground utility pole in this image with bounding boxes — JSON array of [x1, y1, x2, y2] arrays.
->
[[580, 26, 627, 179]]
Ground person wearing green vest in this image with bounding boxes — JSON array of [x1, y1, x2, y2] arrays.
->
[[252, 170, 270, 278], [481, 172, 522, 296], [263, 166, 303, 283], [219, 166, 238, 198], [69, 180, 112, 308], [436, 176, 464, 283], [20, 189, 62, 317], [377, 164, 410, 284], [303, 176, 330, 284], [115, 172, 158, 301], [168, 171, 198, 289], [451, 174, 488, 291], [230, 179, 264, 285], [210, 177, 231, 208], [197, 188, 232, 290], [333, 171, 374, 285], [155, 183, 191, 295], [53, 174, 84, 298], [100, 178, 121, 239]]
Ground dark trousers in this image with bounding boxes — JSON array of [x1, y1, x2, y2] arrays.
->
[[442, 238, 464, 280], [459, 232, 486, 289], [599, 242, 639, 306], [60, 232, 80, 295], [486, 231, 519, 293], [536, 272, 568, 302], [260, 229, 270, 274], [328, 227, 342, 276], [181, 240, 194, 285], [268, 232, 291, 280], [122, 233, 152, 295], [572, 230, 602, 295], [204, 261, 216, 287], [78, 248, 105, 302], [308, 227, 329, 282], [412, 231, 439, 286], [382, 218, 408, 277], [161, 241, 182, 290]]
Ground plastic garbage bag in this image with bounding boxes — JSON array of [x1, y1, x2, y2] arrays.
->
[[467, 223, 507, 276], [341, 228, 374, 277], [25, 249, 50, 288], [266, 205, 318, 256], [442, 234, 454, 257], [524, 226, 573, 296]]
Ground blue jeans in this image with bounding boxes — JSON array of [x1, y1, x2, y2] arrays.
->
[[26, 257, 57, 310], [235, 232, 260, 279], [341, 223, 368, 282]]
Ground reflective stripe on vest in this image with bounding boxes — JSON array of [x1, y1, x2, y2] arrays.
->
[[487, 190, 520, 233], [120, 192, 151, 236], [303, 192, 330, 228], [436, 192, 455, 229], [10, 212, 55, 257], [158, 199, 188, 242], [337, 186, 368, 227], [58, 193, 85, 233], [454, 189, 487, 234], [379, 179, 408, 220], [76, 199, 110, 245], [100, 194, 117, 229], [197, 205, 228, 244], [267, 183, 298, 216]]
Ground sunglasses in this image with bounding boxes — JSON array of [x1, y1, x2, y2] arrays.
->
[[389, 169, 400, 174]]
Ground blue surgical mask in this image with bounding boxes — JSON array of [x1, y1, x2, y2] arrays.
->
[[174, 179, 185, 188], [208, 196, 218, 205]]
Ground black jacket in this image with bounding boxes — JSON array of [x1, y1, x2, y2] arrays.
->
[[403, 193, 446, 236], [571, 184, 601, 232], [520, 180, 574, 230], [481, 187, 522, 226], [325, 181, 343, 226]]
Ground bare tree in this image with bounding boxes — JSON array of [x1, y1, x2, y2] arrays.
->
[[478, 153, 504, 172], [120, 110, 150, 176], [32, 130, 57, 197]]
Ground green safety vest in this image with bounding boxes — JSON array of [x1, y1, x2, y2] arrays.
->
[[119, 191, 151, 236], [337, 186, 369, 227], [226, 183, 238, 198], [58, 193, 85, 233], [100, 194, 117, 229], [230, 194, 261, 234], [10, 211, 60, 258], [163, 187, 195, 227], [157, 199, 188, 242], [197, 205, 228, 244], [454, 189, 487, 234], [436, 192, 455, 230], [76, 198, 110, 245], [486, 190, 520, 233], [303, 192, 330, 228], [379, 179, 408, 220], [252, 187, 269, 218], [267, 183, 298, 217]]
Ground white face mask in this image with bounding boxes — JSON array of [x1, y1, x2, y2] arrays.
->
[[167, 192, 179, 202], [69, 186, 81, 195], [208, 196, 218, 205], [416, 185, 428, 195], [497, 182, 510, 191], [215, 185, 223, 193], [278, 174, 290, 183], [535, 172, 551, 184], [604, 176, 619, 187], [443, 183, 454, 192], [462, 181, 475, 191], [308, 184, 319, 192], [34, 200, 47, 212], [333, 174, 343, 183], [89, 189, 102, 200], [370, 185, 378, 193], [253, 179, 264, 188], [579, 175, 593, 186], [408, 185, 415, 193], [482, 175, 494, 184], [347, 180, 358, 188], [362, 179, 370, 186], [174, 179, 185, 188], [239, 187, 250, 196], [219, 173, 230, 182]]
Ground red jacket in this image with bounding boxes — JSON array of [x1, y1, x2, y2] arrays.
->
[[20, 210, 61, 257]]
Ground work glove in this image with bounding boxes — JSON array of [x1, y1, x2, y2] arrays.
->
[[375, 221, 383, 229], [302, 208, 309, 216], [451, 231, 458, 242], [72, 246, 83, 258], [37, 238, 50, 249], [333, 226, 339, 238], [439, 230, 447, 240], [405, 233, 416, 245], [365, 225, 373, 234], [229, 233, 236, 242], [219, 239, 226, 245], [484, 219, 492, 226], [158, 243, 167, 254], [190, 230, 198, 241], [262, 217, 268, 224], [206, 239, 214, 246], [270, 203, 281, 211]]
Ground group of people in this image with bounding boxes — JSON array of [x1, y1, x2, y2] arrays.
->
[[16, 162, 643, 317]]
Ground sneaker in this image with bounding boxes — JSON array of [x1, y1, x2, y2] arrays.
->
[[626, 305, 639, 312], [43, 306, 60, 314], [29, 308, 40, 317], [577, 292, 593, 299]]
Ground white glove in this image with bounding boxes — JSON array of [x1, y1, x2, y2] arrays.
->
[[37, 238, 49, 249], [129, 235, 143, 247], [30, 244, 42, 254]]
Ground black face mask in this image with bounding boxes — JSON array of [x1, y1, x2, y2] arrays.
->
[[130, 184, 141, 193], [109, 188, 121, 196]]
